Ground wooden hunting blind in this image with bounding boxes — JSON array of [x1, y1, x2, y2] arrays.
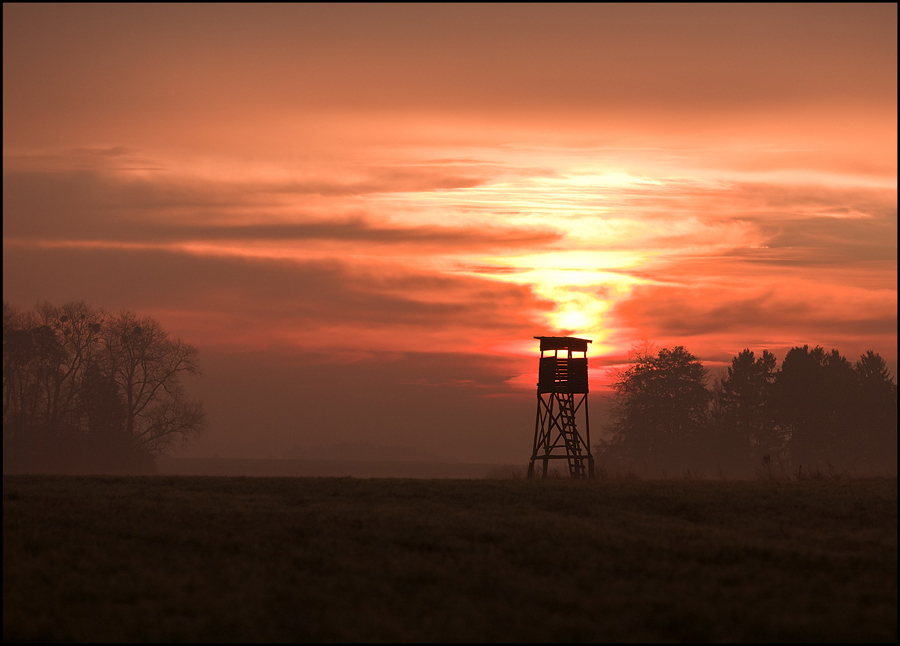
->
[[528, 336, 594, 478]]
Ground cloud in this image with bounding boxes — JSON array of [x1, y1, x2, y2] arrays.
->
[[614, 283, 895, 338], [585, 180, 897, 271], [2, 168, 563, 252], [606, 278, 897, 375], [264, 170, 488, 196], [3, 147, 164, 172], [2, 244, 555, 352]]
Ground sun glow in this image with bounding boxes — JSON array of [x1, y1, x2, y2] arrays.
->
[[398, 169, 667, 350]]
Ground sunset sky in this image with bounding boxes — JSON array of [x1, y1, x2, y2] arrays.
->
[[4, 4, 896, 463]]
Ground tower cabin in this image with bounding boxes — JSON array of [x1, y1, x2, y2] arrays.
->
[[536, 335, 590, 395], [528, 336, 594, 478]]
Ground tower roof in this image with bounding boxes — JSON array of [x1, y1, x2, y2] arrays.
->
[[534, 336, 592, 352]]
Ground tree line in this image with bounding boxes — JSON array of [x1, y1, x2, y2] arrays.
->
[[3, 301, 205, 474], [600, 344, 897, 476]]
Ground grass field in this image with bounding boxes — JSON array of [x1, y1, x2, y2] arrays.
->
[[3, 475, 897, 642]]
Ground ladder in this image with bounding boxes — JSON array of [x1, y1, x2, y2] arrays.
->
[[557, 394, 586, 478]]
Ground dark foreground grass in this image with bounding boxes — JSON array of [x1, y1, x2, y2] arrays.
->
[[3, 476, 897, 642]]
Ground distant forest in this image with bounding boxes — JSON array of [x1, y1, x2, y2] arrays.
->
[[600, 344, 898, 477], [3, 301, 205, 474]]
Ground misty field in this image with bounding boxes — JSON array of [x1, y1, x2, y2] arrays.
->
[[3, 476, 896, 642]]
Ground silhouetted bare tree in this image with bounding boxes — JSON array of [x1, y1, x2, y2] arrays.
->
[[100, 311, 204, 456], [2, 301, 205, 473]]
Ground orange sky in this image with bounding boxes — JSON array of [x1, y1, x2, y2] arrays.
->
[[3, 4, 896, 462]]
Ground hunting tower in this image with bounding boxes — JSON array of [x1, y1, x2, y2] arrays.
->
[[527, 336, 594, 479]]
